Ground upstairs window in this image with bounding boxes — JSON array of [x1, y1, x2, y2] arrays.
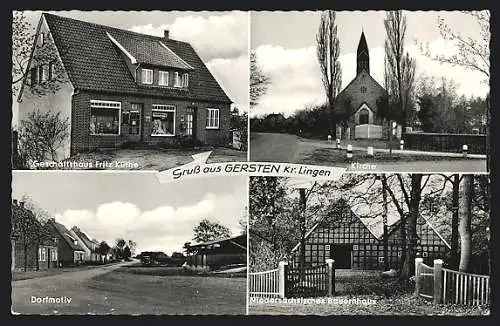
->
[[30, 67, 37, 86], [90, 100, 121, 135], [174, 72, 181, 87], [48, 61, 56, 80], [142, 68, 153, 84], [151, 104, 175, 136], [37, 33, 45, 47], [38, 65, 44, 83], [182, 73, 189, 87], [159, 71, 169, 86], [206, 108, 220, 129]]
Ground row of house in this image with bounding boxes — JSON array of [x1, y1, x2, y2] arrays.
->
[[11, 199, 113, 271]]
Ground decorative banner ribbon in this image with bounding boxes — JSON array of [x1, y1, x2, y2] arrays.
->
[[156, 151, 346, 184]]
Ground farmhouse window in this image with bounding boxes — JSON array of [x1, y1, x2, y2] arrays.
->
[[185, 113, 193, 136], [39, 247, 47, 261], [90, 100, 121, 136], [151, 104, 175, 136], [422, 252, 428, 258], [206, 108, 220, 129], [174, 72, 181, 87], [50, 248, 58, 261], [378, 256, 384, 263], [159, 71, 169, 86], [182, 73, 189, 87], [142, 68, 153, 84]]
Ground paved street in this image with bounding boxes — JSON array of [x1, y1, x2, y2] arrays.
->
[[249, 133, 487, 173], [11, 262, 246, 315]]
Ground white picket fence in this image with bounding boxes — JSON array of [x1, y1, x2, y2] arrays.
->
[[415, 258, 490, 306], [443, 268, 490, 305], [248, 261, 286, 298]]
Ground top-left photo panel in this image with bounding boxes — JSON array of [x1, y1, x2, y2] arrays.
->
[[12, 11, 249, 170]]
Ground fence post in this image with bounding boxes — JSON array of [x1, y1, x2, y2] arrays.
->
[[400, 140, 404, 150], [347, 144, 353, 159], [278, 261, 288, 299], [326, 259, 335, 297], [328, 135, 332, 143], [367, 146, 374, 158], [336, 138, 340, 150], [414, 257, 423, 296], [433, 259, 443, 304], [462, 144, 468, 158]]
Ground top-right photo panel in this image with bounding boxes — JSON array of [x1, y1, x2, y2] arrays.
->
[[250, 11, 490, 173]]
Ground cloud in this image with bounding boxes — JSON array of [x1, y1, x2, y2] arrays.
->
[[206, 54, 249, 111], [130, 11, 248, 61], [54, 194, 244, 255], [253, 40, 489, 116]]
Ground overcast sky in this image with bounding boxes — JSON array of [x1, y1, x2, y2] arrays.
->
[[12, 172, 247, 255], [251, 10, 490, 117], [13, 10, 249, 126]]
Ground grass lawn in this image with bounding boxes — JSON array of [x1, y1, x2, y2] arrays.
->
[[84, 266, 247, 314], [57, 146, 247, 171], [249, 272, 490, 315], [299, 148, 476, 166]]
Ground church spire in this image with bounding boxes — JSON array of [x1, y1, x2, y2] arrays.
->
[[357, 31, 370, 75]]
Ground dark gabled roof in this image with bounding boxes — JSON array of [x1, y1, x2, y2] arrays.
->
[[42, 13, 231, 103], [189, 234, 246, 250], [51, 220, 85, 251], [109, 31, 194, 70]]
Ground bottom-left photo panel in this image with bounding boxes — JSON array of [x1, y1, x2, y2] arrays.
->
[[11, 171, 248, 315]]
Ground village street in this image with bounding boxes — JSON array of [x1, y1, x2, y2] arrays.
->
[[11, 261, 246, 315], [250, 133, 487, 172]]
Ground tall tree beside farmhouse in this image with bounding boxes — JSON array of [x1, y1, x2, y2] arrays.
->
[[381, 175, 390, 271], [458, 174, 474, 272], [192, 219, 232, 243], [450, 174, 460, 269], [384, 11, 415, 135], [316, 10, 342, 136], [250, 51, 271, 108]]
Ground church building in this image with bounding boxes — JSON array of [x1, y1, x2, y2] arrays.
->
[[334, 32, 393, 140]]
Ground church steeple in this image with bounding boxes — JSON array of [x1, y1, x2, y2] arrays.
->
[[357, 31, 370, 75]]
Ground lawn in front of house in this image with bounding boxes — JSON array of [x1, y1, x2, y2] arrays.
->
[[249, 272, 489, 315], [59, 146, 247, 171]]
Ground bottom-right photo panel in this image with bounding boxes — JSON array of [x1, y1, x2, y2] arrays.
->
[[248, 174, 490, 316]]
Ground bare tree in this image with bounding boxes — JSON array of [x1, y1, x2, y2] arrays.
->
[[417, 10, 490, 170], [17, 109, 70, 167], [384, 11, 415, 136], [316, 10, 342, 136], [250, 51, 271, 108], [417, 11, 490, 80]]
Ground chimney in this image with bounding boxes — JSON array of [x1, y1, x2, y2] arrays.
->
[[164, 30, 169, 39], [13, 199, 18, 206], [19, 202, 24, 208]]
